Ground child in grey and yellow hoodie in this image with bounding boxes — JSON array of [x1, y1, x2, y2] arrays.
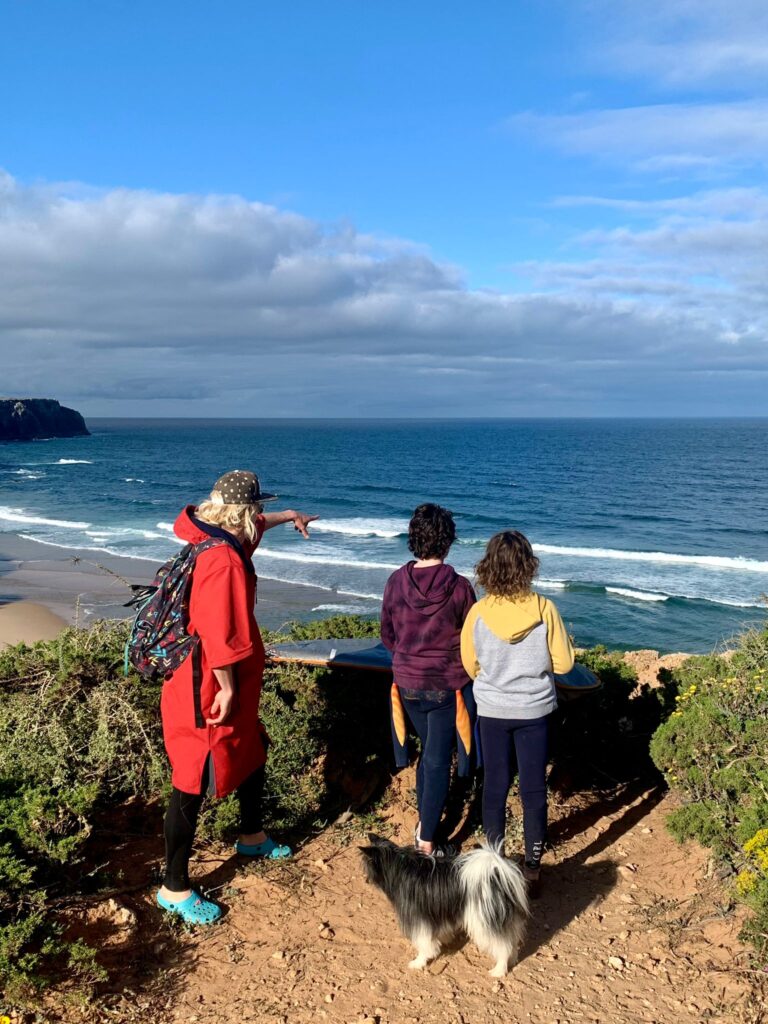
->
[[461, 530, 574, 890]]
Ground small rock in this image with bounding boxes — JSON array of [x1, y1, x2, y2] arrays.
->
[[319, 924, 335, 940], [324, 993, 335, 1004], [641, 827, 653, 834], [271, 949, 285, 960], [608, 956, 625, 971]]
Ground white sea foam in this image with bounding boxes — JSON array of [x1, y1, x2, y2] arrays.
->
[[156, 522, 175, 532], [311, 517, 406, 539], [55, 459, 93, 465], [337, 588, 384, 600], [534, 543, 768, 574], [10, 469, 45, 479], [311, 603, 374, 614], [125, 478, 145, 483], [16, 534, 156, 562], [606, 586, 669, 603], [671, 593, 765, 610], [257, 572, 334, 592], [0, 506, 90, 529], [537, 579, 568, 590], [253, 548, 399, 571]]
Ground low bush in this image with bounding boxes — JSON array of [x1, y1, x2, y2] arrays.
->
[[650, 623, 768, 961], [0, 614, 383, 998]]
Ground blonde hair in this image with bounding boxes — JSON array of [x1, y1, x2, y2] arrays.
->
[[195, 490, 263, 542]]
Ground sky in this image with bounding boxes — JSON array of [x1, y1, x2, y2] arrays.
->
[[1, 0, 767, 416]]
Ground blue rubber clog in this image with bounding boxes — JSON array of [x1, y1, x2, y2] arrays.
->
[[234, 836, 292, 859], [156, 890, 222, 925]]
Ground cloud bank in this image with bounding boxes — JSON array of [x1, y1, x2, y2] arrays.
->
[[0, 168, 766, 416]]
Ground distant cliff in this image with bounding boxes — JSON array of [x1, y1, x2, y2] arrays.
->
[[0, 399, 90, 441]]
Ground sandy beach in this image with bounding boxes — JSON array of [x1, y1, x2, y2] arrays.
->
[[0, 531, 355, 648]]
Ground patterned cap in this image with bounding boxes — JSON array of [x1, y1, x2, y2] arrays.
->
[[212, 470, 278, 504]]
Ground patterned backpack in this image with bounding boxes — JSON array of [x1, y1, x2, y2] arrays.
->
[[124, 538, 229, 681]]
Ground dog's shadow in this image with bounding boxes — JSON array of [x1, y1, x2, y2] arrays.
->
[[520, 785, 663, 962]]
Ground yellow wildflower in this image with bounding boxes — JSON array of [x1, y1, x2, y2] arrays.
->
[[744, 829, 768, 873], [735, 870, 758, 896]]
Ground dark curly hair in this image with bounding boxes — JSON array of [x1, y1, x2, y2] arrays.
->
[[475, 530, 539, 598], [408, 503, 456, 560]]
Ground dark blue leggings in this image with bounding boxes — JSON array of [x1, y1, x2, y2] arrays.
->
[[399, 687, 458, 843], [478, 714, 549, 867]]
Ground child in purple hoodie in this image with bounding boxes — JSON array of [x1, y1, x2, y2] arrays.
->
[[381, 504, 476, 854]]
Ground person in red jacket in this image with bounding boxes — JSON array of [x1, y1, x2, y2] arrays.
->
[[157, 470, 317, 924]]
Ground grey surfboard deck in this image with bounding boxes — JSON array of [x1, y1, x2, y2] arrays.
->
[[267, 639, 602, 694]]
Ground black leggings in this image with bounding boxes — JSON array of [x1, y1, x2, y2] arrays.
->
[[163, 762, 265, 891], [479, 714, 549, 868]]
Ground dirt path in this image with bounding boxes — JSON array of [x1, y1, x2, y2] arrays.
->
[[78, 772, 763, 1024]]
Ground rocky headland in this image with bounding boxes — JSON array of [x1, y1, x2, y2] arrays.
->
[[0, 398, 90, 441]]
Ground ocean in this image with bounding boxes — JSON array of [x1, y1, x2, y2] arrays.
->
[[1, 418, 767, 653]]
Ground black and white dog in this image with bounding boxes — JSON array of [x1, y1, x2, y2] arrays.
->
[[360, 834, 529, 976]]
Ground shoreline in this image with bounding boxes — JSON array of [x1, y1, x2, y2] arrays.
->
[[0, 531, 363, 646], [0, 531, 718, 667]]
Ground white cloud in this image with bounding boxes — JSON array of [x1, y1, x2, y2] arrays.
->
[[0, 172, 766, 416], [587, 0, 768, 87], [507, 101, 768, 173]]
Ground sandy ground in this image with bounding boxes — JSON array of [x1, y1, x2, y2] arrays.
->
[[0, 531, 355, 637], [35, 771, 764, 1024], [0, 600, 67, 648]]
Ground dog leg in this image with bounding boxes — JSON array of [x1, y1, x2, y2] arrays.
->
[[487, 938, 516, 977], [408, 926, 441, 970]]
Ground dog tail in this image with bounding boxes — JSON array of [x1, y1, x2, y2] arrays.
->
[[457, 843, 530, 926]]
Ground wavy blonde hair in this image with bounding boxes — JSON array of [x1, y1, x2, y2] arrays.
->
[[195, 490, 263, 543]]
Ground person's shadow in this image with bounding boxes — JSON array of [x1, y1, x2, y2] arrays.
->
[[521, 785, 664, 960]]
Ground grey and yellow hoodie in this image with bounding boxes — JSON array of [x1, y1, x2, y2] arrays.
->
[[460, 592, 574, 720]]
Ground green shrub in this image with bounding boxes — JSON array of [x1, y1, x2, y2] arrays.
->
[[650, 623, 768, 961], [0, 613, 385, 997]]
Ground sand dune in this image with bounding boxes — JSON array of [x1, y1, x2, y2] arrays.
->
[[0, 600, 67, 649]]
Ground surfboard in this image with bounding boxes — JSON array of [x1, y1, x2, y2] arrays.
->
[[267, 639, 602, 695]]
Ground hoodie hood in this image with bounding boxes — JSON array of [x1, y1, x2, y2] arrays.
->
[[394, 561, 462, 615], [480, 592, 545, 644], [174, 505, 211, 545], [173, 505, 255, 573]]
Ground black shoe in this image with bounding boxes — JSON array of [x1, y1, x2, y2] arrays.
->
[[523, 861, 542, 899]]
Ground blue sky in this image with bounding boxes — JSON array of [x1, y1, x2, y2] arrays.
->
[[1, 0, 767, 415]]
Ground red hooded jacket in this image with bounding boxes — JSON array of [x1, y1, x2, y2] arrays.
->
[[160, 506, 267, 797]]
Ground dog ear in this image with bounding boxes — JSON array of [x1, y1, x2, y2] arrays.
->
[[366, 833, 391, 847]]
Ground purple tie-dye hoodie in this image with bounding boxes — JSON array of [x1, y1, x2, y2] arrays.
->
[[380, 561, 476, 690]]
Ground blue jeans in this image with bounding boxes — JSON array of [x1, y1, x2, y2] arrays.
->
[[399, 687, 458, 843], [478, 714, 549, 867]]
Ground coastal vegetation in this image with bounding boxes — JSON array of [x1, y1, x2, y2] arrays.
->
[[0, 613, 766, 1002], [650, 623, 768, 959]]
